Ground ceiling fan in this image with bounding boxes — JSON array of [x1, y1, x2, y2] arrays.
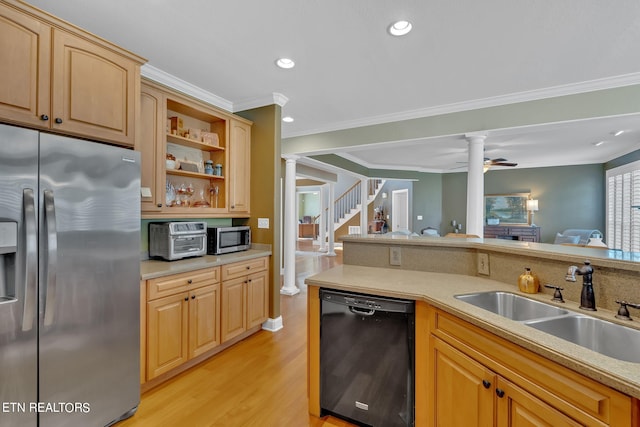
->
[[483, 157, 518, 168], [452, 157, 518, 172]]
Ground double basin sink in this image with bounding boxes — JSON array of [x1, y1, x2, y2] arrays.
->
[[455, 291, 640, 363]]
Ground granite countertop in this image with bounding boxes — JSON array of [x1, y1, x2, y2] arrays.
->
[[340, 234, 640, 272], [140, 248, 272, 280], [305, 264, 640, 399]]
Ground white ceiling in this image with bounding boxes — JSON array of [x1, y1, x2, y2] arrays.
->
[[27, 0, 640, 172]]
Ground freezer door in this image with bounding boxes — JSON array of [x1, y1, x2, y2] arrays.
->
[[38, 134, 141, 427], [0, 124, 39, 427]]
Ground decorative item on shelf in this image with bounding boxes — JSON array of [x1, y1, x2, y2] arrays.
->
[[179, 160, 199, 173], [165, 180, 176, 207], [214, 163, 223, 176], [587, 233, 608, 248], [451, 219, 463, 233], [526, 199, 539, 226], [169, 116, 183, 136], [185, 128, 201, 141], [518, 267, 540, 294], [166, 153, 176, 170], [204, 160, 214, 175], [209, 185, 219, 208], [192, 187, 211, 207], [201, 131, 219, 146]]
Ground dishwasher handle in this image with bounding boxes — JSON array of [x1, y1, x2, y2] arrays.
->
[[349, 306, 376, 316]]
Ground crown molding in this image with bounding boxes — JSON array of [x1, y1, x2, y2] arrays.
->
[[141, 64, 233, 112], [142, 64, 288, 114], [233, 92, 289, 112], [284, 72, 640, 138]]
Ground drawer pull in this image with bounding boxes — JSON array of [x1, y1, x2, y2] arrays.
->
[[184, 297, 188, 302], [187, 279, 193, 284], [191, 295, 196, 299], [246, 266, 250, 270], [40, 114, 49, 121], [496, 388, 505, 398], [482, 380, 491, 389], [54, 118, 63, 124]]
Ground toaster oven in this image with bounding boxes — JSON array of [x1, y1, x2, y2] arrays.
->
[[149, 222, 207, 261]]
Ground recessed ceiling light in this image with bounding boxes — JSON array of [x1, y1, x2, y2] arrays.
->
[[276, 58, 295, 69], [388, 20, 413, 36], [594, 141, 605, 147], [613, 130, 625, 136], [282, 116, 294, 123]]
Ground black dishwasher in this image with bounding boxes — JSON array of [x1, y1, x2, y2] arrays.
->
[[320, 288, 415, 427]]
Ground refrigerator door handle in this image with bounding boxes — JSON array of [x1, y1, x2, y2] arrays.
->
[[22, 188, 37, 331], [43, 189, 58, 326]]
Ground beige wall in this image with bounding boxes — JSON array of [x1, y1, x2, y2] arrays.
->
[[236, 104, 282, 320]]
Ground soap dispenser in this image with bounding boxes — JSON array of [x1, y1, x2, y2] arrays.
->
[[518, 267, 540, 294]]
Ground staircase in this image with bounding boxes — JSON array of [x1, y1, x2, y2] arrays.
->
[[332, 179, 384, 231]]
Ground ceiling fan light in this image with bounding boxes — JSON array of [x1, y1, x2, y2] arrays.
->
[[282, 116, 294, 123], [613, 130, 625, 137], [388, 20, 412, 36]]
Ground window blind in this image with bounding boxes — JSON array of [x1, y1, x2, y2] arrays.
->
[[606, 161, 640, 252]]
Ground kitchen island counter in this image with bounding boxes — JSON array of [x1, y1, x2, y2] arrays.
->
[[306, 263, 640, 401]]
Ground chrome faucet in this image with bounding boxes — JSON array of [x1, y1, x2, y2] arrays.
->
[[565, 260, 596, 311]]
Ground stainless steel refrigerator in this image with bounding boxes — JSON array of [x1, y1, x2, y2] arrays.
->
[[0, 124, 141, 426]]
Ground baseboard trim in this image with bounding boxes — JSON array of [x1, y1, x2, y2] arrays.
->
[[262, 316, 283, 332]]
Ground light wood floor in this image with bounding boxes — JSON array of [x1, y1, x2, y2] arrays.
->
[[118, 241, 354, 427]]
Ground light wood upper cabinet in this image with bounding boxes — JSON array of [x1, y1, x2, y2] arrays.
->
[[0, 2, 51, 128], [228, 119, 251, 213], [0, 1, 144, 146], [138, 83, 166, 212], [139, 79, 252, 218], [51, 29, 139, 146]]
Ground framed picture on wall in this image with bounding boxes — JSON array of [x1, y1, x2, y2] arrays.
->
[[485, 193, 530, 225]]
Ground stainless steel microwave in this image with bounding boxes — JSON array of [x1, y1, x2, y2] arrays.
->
[[149, 221, 207, 261], [207, 226, 251, 255]]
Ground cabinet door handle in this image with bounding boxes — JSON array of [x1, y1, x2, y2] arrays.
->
[[482, 380, 491, 389], [184, 297, 189, 301], [495, 388, 505, 398], [191, 295, 196, 299], [187, 279, 193, 284], [40, 114, 49, 121], [157, 203, 162, 208], [246, 266, 250, 270], [54, 118, 63, 124]]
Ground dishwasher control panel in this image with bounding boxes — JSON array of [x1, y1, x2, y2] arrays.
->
[[321, 288, 414, 313]]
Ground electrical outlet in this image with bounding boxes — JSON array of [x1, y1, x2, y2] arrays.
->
[[477, 253, 490, 275], [390, 247, 402, 266], [257, 218, 269, 229], [417, 215, 423, 220]]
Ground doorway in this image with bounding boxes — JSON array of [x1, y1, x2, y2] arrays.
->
[[392, 189, 409, 231]]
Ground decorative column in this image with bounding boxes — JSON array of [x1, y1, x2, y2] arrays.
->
[[465, 132, 487, 237], [325, 182, 336, 256], [359, 177, 368, 235], [281, 155, 300, 296], [319, 184, 327, 251]]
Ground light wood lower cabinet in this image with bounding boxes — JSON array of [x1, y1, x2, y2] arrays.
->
[[427, 307, 636, 427], [142, 257, 270, 387], [431, 337, 581, 426], [221, 257, 269, 342], [146, 268, 220, 380]]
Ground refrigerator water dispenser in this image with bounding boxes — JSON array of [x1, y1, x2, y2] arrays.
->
[[0, 221, 17, 303]]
